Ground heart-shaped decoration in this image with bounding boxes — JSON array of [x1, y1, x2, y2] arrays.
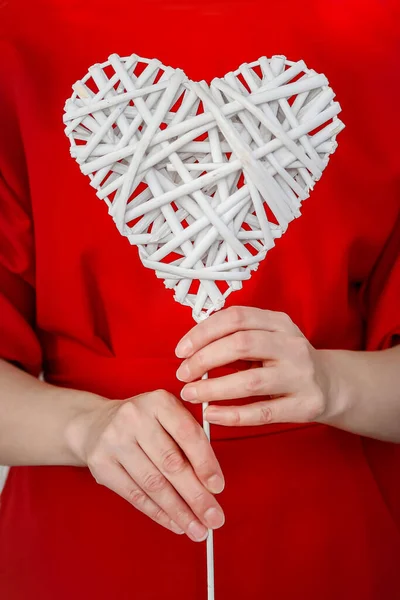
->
[[63, 53, 344, 321]]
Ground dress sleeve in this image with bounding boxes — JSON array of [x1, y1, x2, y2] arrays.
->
[[363, 210, 400, 351], [0, 40, 42, 376]]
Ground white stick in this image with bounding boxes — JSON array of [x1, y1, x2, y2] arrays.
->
[[201, 372, 215, 600]]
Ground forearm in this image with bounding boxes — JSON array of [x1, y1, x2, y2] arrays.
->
[[320, 346, 400, 442], [0, 358, 105, 466]]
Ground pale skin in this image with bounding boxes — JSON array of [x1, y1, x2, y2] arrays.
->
[[0, 307, 399, 544], [176, 307, 400, 441]]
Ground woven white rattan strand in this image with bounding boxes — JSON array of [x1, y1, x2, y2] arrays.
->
[[63, 54, 344, 600], [63, 53, 344, 323]]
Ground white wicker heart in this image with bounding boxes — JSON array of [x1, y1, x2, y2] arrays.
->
[[63, 53, 344, 600], [64, 53, 344, 323]]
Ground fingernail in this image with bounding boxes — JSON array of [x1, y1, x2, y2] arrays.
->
[[187, 521, 208, 542], [181, 386, 197, 401], [175, 338, 193, 359], [176, 363, 190, 382], [207, 474, 225, 494], [204, 507, 225, 529], [170, 520, 185, 535]]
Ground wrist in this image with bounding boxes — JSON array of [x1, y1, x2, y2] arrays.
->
[[62, 390, 110, 466], [316, 349, 356, 425]]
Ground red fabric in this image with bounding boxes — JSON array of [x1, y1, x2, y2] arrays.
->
[[0, 0, 399, 598]]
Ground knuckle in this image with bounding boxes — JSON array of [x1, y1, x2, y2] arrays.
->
[[174, 507, 192, 526], [160, 448, 186, 475], [117, 401, 137, 422], [105, 414, 136, 449], [87, 453, 107, 483], [194, 350, 207, 372], [233, 331, 253, 356], [126, 487, 147, 507], [151, 389, 176, 405], [87, 451, 104, 473], [276, 311, 292, 328], [97, 423, 117, 448], [228, 305, 247, 328], [142, 472, 168, 494], [259, 404, 273, 424], [244, 370, 265, 394], [175, 416, 201, 443], [152, 506, 167, 524], [92, 473, 106, 486], [148, 391, 180, 419], [190, 488, 209, 510], [305, 392, 325, 422], [291, 336, 311, 360], [194, 457, 213, 478], [227, 409, 241, 426], [303, 406, 318, 423]]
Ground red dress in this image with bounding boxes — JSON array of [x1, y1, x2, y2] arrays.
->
[[0, 1, 399, 598]]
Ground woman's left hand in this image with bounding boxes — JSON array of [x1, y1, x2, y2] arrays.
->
[[175, 306, 333, 427]]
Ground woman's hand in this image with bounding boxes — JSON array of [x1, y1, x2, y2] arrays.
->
[[175, 306, 400, 442], [175, 307, 334, 427], [66, 390, 225, 541]]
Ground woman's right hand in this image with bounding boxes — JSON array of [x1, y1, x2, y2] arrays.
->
[[66, 390, 225, 542]]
